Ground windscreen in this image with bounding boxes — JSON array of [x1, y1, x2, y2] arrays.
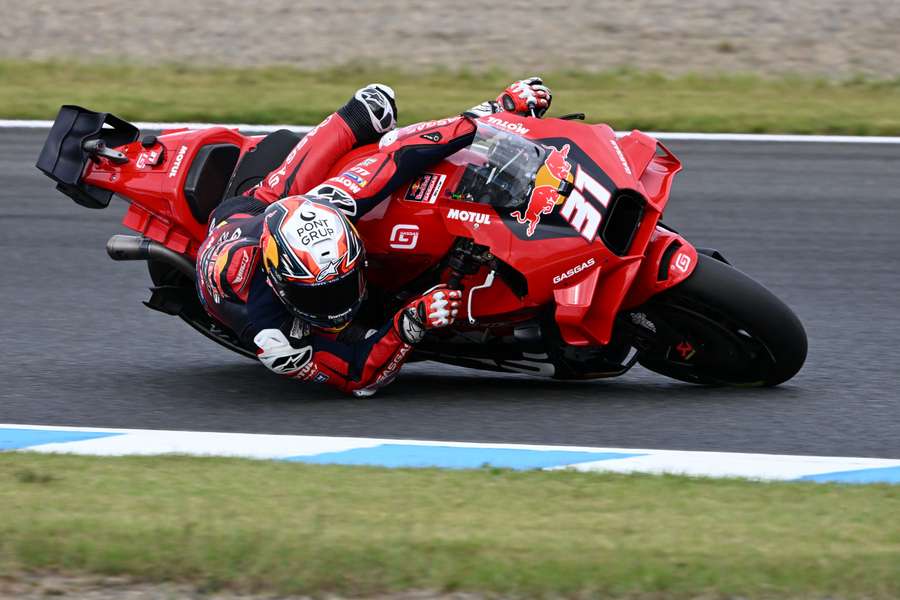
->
[[447, 122, 547, 208]]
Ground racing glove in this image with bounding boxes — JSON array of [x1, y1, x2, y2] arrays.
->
[[254, 328, 313, 377], [338, 83, 398, 145], [394, 285, 462, 344], [356, 83, 398, 133], [497, 77, 552, 117]]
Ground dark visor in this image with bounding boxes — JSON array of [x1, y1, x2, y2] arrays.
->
[[283, 270, 364, 322]]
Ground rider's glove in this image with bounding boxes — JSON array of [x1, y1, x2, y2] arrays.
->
[[339, 83, 398, 144], [254, 328, 313, 377], [356, 83, 398, 133], [394, 285, 462, 344], [497, 77, 552, 117]]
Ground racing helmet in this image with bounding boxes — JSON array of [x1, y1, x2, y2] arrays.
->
[[260, 196, 366, 329]]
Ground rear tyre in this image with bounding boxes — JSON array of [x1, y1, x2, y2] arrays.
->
[[147, 260, 256, 359], [637, 254, 807, 386]]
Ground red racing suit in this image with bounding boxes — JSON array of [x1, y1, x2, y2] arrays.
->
[[195, 97, 478, 395]]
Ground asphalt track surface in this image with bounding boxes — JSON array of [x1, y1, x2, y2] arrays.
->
[[2, 128, 899, 458]]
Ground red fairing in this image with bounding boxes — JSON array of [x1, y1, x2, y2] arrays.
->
[[82, 126, 260, 258], [618, 131, 682, 211], [79, 112, 359, 259], [313, 112, 690, 346], [85, 109, 692, 352], [622, 228, 698, 309]]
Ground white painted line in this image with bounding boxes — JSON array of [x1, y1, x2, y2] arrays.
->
[[3, 118, 899, 144], [555, 452, 896, 481], [33, 431, 382, 459], [3, 424, 900, 483]]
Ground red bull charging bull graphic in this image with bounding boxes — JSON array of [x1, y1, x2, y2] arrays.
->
[[510, 143, 573, 237]]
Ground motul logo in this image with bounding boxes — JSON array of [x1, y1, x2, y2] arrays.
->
[[486, 117, 530, 135], [447, 208, 492, 225], [168, 145, 188, 178]]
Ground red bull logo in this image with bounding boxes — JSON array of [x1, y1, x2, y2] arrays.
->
[[510, 144, 572, 237]]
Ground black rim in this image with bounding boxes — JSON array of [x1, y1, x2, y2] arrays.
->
[[639, 298, 777, 386]]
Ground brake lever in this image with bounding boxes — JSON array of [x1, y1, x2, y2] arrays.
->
[[467, 270, 496, 325]]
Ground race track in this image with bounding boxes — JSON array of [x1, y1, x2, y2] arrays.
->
[[2, 128, 898, 458]]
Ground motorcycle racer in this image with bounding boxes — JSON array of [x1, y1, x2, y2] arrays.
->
[[195, 77, 551, 395]]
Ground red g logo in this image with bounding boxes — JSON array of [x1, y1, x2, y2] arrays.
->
[[389, 224, 419, 250]]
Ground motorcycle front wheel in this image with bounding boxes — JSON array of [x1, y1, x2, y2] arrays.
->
[[636, 254, 807, 386]]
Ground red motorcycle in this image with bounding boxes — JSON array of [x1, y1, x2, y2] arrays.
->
[[36, 106, 807, 386]]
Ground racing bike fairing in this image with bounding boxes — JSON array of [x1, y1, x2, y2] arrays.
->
[[35, 103, 806, 386]]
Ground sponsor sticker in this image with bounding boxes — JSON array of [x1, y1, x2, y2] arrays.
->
[[609, 139, 632, 175], [340, 171, 367, 186], [673, 252, 692, 274], [389, 224, 420, 250], [333, 176, 362, 194], [510, 144, 572, 237], [447, 208, 492, 225], [404, 173, 446, 204], [486, 116, 530, 135], [136, 149, 161, 169], [553, 257, 597, 284], [167, 145, 188, 178]]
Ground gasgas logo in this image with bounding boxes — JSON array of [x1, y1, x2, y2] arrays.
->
[[553, 258, 597, 284], [168, 145, 188, 178]]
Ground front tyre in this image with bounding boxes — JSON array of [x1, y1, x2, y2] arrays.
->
[[636, 254, 807, 386]]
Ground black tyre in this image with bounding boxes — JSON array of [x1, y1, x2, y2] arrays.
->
[[636, 254, 807, 386], [147, 260, 256, 359]]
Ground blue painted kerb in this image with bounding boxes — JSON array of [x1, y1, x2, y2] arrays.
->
[[0, 427, 121, 451], [287, 443, 643, 470], [801, 465, 900, 484]]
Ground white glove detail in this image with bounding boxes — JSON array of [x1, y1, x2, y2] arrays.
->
[[254, 328, 312, 376], [427, 291, 453, 327], [497, 77, 552, 116], [395, 285, 461, 344], [355, 83, 397, 134]]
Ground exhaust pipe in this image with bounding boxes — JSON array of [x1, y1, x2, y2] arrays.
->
[[106, 234, 196, 278]]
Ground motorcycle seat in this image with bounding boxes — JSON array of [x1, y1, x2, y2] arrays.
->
[[223, 129, 302, 198]]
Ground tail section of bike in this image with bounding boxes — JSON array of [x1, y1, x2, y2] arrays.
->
[[36, 105, 262, 258]]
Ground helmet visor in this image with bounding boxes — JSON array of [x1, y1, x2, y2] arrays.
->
[[282, 270, 365, 326]]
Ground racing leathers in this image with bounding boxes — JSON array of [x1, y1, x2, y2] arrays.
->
[[195, 78, 549, 395]]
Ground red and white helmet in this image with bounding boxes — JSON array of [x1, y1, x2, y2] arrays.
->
[[260, 195, 366, 329]]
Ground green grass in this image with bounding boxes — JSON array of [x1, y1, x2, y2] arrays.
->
[[1, 453, 898, 598], [3, 61, 900, 134]]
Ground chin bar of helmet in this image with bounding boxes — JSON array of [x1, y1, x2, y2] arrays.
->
[[106, 234, 196, 278]]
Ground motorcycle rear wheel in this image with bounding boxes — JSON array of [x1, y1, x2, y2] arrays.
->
[[637, 254, 807, 386]]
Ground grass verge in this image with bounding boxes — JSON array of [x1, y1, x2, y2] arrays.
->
[[3, 61, 900, 135], [0, 452, 898, 598]]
